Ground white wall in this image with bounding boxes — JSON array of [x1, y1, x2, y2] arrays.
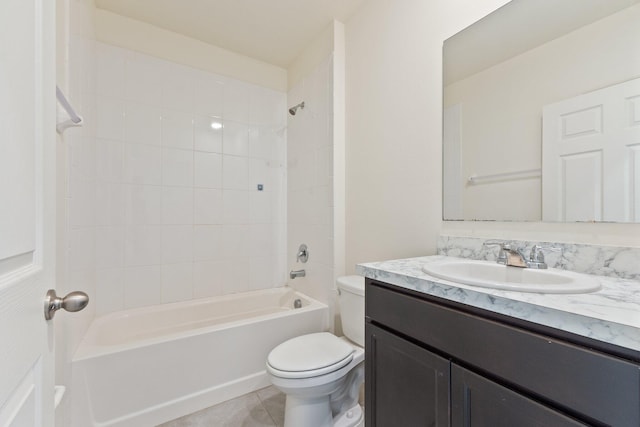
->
[[344, 0, 640, 273], [92, 42, 287, 314], [445, 4, 640, 221], [95, 9, 287, 92]]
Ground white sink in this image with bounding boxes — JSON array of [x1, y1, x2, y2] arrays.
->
[[422, 259, 601, 294]]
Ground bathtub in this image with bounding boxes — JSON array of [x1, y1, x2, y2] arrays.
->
[[71, 287, 328, 427]]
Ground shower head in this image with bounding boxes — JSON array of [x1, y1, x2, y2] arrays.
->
[[288, 101, 305, 116]]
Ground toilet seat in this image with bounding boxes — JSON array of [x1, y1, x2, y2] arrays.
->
[[267, 332, 355, 379]]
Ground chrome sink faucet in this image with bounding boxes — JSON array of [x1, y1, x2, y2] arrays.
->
[[483, 242, 558, 269]]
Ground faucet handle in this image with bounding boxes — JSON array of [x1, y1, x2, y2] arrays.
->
[[483, 240, 507, 264], [527, 245, 561, 269], [296, 244, 309, 263]]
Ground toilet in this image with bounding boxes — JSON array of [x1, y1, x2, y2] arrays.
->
[[266, 276, 365, 427]]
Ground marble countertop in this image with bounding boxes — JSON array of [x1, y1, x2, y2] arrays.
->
[[356, 255, 640, 353]]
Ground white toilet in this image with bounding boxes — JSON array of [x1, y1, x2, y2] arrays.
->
[[266, 276, 365, 427]]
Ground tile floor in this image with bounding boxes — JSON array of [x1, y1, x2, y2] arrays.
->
[[158, 386, 285, 427]]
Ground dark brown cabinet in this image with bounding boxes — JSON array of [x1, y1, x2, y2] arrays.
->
[[366, 323, 449, 426], [451, 365, 587, 427], [365, 279, 640, 427]]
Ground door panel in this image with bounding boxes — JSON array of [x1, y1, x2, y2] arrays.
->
[[543, 77, 640, 222], [366, 323, 450, 427], [451, 364, 587, 427], [0, 0, 56, 425]]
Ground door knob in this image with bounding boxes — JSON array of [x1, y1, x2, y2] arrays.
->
[[44, 289, 89, 320]]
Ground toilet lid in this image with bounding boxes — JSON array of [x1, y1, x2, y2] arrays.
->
[[267, 332, 354, 379]]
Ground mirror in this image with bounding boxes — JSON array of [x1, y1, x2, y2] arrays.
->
[[443, 0, 640, 222]]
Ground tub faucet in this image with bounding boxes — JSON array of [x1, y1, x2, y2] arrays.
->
[[290, 269, 306, 279]]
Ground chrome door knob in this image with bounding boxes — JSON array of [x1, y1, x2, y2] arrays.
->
[[44, 289, 89, 320]]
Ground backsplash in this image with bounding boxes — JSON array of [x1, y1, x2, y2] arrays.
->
[[437, 235, 640, 281]]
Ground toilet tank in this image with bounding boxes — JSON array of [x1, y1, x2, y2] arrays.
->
[[337, 276, 365, 347]]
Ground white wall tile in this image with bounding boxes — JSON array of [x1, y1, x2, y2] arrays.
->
[[162, 187, 194, 225], [161, 110, 194, 150], [223, 155, 249, 190], [223, 121, 249, 157], [194, 116, 223, 153], [124, 225, 162, 266], [287, 147, 315, 191], [68, 137, 96, 182], [162, 225, 194, 264], [96, 96, 125, 141], [124, 53, 163, 105], [124, 184, 162, 225], [249, 256, 275, 290], [162, 63, 195, 112], [222, 190, 250, 224], [95, 139, 123, 183], [223, 80, 250, 123], [316, 146, 333, 187], [221, 225, 250, 258], [68, 228, 95, 272], [194, 189, 223, 224], [124, 102, 161, 146], [193, 225, 224, 261], [123, 265, 162, 308], [249, 224, 275, 258], [193, 260, 223, 298], [69, 180, 96, 228], [249, 125, 280, 161], [286, 58, 335, 310], [220, 257, 250, 295], [161, 262, 193, 303], [250, 191, 272, 224], [249, 158, 272, 191], [162, 148, 194, 187], [93, 44, 287, 310], [123, 144, 162, 185], [95, 182, 124, 226], [193, 72, 224, 117], [96, 226, 124, 270], [250, 87, 286, 126], [194, 152, 222, 188], [95, 268, 124, 315], [96, 43, 125, 98]]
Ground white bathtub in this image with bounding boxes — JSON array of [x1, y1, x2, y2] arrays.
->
[[71, 287, 328, 427]]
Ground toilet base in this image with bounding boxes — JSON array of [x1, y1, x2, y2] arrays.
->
[[283, 397, 363, 427], [333, 403, 363, 427]]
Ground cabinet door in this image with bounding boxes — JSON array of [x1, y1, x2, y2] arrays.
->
[[366, 323, 450, 427], [451, 364, 588, 427]]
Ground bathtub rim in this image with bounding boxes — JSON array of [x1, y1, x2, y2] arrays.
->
[[73, 286, 328, 362]]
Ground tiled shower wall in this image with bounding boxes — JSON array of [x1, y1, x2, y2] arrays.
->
[[89, 42, 286, 314], [287, 55, 336, 308]]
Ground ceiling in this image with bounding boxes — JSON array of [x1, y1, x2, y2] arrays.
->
[[94, 0, 367, 68], [444, 0, 640, 85]]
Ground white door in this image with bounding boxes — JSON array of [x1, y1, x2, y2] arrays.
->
[[542, 77, 640, 222], [0, 0, 56, 426]]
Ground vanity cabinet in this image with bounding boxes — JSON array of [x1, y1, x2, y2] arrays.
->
[[451, 364, 586, 426], [365, 279, 640, 427], [366, 323, 449, 426]]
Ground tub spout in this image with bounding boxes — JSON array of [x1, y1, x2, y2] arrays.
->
[[290, 269, 306, 279]]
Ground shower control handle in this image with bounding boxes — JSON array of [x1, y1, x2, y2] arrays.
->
[[296, 244, 309, 263], [44, 289, 89, 320]]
